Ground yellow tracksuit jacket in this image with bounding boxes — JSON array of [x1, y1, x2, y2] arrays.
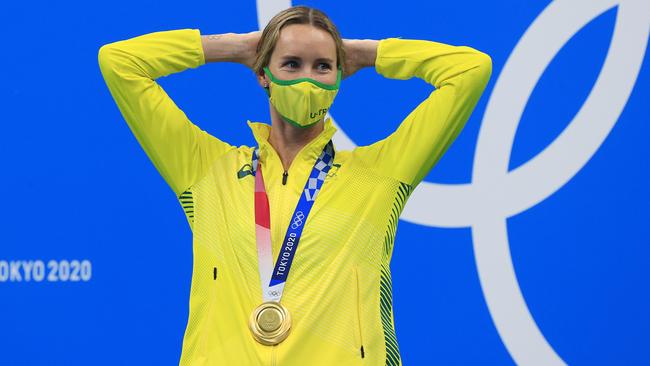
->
[[98, 28, 491, 366]]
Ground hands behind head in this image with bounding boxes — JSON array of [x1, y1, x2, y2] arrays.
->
[[341, 38, 380, 80], [238, 30, 378, 80], [239, 31, 262, 70]]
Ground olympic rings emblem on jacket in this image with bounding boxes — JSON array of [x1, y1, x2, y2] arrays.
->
[[291, 211, 305, 229]]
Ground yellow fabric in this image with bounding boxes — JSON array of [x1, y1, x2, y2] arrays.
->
[[98, 28, 491, 365]]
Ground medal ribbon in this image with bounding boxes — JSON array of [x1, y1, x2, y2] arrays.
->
[[252, 140, 335, 302]]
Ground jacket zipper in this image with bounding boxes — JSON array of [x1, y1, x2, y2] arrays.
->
[[271, 344, 277, 366], [355, 266, 365, 359], [262, 148, 292, 366]]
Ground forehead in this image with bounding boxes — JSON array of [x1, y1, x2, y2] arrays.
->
[[272, 23, 337, 60]]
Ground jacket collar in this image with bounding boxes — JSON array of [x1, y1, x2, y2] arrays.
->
[[246, 117, 338, 166]]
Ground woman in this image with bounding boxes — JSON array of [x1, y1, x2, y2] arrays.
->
[[98, 5, 491, 365]]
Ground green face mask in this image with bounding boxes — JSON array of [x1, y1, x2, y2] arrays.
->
[[263, 66, 342, 128]]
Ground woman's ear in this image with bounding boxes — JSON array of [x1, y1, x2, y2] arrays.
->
[[256, 70, 269, 89]]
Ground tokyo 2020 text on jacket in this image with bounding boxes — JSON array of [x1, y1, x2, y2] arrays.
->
[[98, 28, 492, 366]]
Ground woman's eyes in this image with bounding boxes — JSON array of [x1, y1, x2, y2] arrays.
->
[[283, 61, 331, 71]]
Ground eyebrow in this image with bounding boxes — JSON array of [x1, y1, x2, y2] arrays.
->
[[281, 55, 335, 63]]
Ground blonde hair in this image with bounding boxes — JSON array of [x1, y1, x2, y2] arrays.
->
[[253, 5, 346, 77]]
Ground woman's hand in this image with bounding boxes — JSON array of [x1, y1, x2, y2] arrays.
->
[[342, 39, 380, 79], [238, 31, 262, 70]]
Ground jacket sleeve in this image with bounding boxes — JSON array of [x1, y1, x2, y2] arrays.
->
[[98, 28, 235, 197], [353, 37, 492, 189]]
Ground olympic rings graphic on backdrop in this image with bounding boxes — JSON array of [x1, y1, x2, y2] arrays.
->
[[257, 1, 649, 364], [291, 211, 305, 230]]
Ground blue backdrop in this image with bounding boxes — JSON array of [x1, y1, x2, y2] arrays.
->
[[1, 1, 648, 365]]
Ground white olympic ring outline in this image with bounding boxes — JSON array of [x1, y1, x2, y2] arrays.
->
[[291, 211, 305, 229], [257, 1, 649, 364], [268, 290, 281, 297]]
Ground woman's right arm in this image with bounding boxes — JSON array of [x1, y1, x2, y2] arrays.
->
[[98, 28, 252, 198]]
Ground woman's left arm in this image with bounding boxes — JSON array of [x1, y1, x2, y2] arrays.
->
[[349, 37, 492, 189]]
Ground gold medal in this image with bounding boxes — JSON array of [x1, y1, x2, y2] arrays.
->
[[248, 301, 292, 345]]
